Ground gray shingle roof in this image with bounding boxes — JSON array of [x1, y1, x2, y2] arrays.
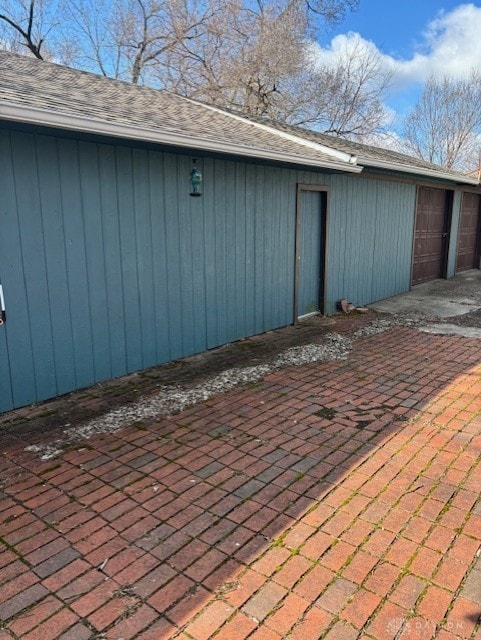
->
[[0, 50, 477, 185], [0, 50, 355, 170], [250, 117, 468, 179]]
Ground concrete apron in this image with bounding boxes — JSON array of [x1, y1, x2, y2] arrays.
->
[[369, 270, 481, 339]]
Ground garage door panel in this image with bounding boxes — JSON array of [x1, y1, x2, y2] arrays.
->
[[412, 187, 449, 285]]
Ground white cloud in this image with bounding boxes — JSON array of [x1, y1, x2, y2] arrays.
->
[[421, 4, 481, 75], [308, 32, 382, 69], [312, 3, 481, 90]]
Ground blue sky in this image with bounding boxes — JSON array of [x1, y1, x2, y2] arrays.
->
[[316, 1, 481, 125], [328, 0, 468, 57]]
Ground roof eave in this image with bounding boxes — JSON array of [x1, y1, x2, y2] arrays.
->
[[360, 157, 480, 186], [0, 102, 363, 174]]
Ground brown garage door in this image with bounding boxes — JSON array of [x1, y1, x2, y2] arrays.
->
[[456, 193, 481, 272], [412, 187, 450, 285]]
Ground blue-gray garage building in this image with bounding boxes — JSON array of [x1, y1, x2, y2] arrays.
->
[[0, 51, 479, 413]]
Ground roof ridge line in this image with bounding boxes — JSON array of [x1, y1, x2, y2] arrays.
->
[[180, 97, 359, 166]]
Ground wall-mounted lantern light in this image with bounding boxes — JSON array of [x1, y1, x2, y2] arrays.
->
[[190, 159, 203, 197]]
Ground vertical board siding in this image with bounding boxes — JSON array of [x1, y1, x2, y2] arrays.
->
[[132, 148, 156, 370], [116, 146, 143, 373], [326, 175, 416, 313], [213, 158, 229, 345], [12, 133, 57, 403], [234, 163, 247, 339], [0, 130, 36, 409], [98, 145, 127, 378], [244, 164, 257, 336], [190, 165, 208, 355], [371, 180, 416, 303], [57, 139, 96, 390], [1, 128, 420, 412], [78, 142, 112, 383], [179, 155, 197, 356], [36, 137, 77, 395], [148, 151, 168, 364]]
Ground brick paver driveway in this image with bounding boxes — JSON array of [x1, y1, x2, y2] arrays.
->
[[0, 320, 480, 639]]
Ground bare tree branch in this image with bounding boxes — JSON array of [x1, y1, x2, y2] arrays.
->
[[0, 0, 389, 141], [0, 0, 44, 58], [403, 72, 481, 171]]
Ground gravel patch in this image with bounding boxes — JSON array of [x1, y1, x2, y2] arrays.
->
[[22, 313, 450, 460], [25, 333, 352, 460], [351, 312, 429, 338], [273, 333, 352, 366]]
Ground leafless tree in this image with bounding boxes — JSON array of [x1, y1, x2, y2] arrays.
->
[[158, 0, 389, 139], [303, 0, 359, 22], [164, 1, 308, 116], [1, 0, 361, 91], [0, 0, 59, 58], [0, 0, 396, 141], [65, 0, 218, 85], [403, 72, 481, 171], [124, 0, 208, 84], [281, 35, 392, 137]]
